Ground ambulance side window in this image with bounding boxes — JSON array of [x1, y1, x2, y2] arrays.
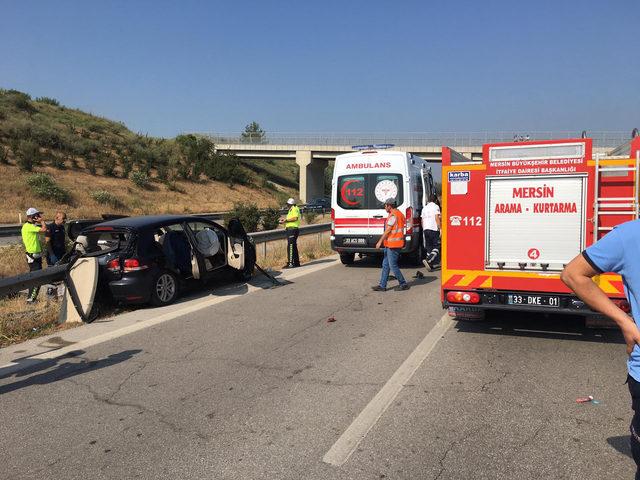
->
[[416, 174, 424, 207], [422, 171, 432, 203]]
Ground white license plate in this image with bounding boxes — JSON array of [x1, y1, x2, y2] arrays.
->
[[507, 294, 560, 307], [343, 238, 366, 245]]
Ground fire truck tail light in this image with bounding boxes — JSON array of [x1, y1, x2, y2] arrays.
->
[[446, 291, 481, 304], [614, 299, 631, 313]]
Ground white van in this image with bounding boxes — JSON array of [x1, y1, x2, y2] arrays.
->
[[330, 146, 435, 265]]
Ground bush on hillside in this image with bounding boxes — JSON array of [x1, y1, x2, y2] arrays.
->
[[26, 173, 71, 203], [35, 96, 60, 106], [0, 147, 8, 164], [130, 170, 150, 189], [90, 190, 122, 208], [85, 156, 98, 175], [69, 138, 99, 157], [164, 180, 185, 193], [7, 91, 34, 112], [99, 154, 117, 176], [31, 125, 65, 150], [121, 155, 134, 178], [16, 141, 40, 172], [261, 207, 281, 231], [204, 153, 249, 186], [224, 203, 261, 233]]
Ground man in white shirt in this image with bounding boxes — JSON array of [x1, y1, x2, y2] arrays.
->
[[421, 194, 441, 271]]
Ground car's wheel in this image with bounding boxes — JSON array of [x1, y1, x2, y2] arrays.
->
[[340, 253, 355, 265], [150, 270, 179, 306]]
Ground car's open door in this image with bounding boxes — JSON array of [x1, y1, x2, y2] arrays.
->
[[226, 218, 248, 271], [184, 221, 229, 280]]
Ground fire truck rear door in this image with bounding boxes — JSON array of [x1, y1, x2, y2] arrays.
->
[[486, 175, 586, 271]]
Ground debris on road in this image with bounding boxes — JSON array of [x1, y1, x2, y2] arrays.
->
[[576, 395, 594, 403], [327, 316, 336, 323]]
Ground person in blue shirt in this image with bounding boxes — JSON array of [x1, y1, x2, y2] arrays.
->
[[562, 221, 640, 479]]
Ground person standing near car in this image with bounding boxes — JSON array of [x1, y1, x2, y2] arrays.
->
[[45, 211, 67, 266], [281, 198, 301, 268], [421, 193, 441, 271], [21, 207, 47, 303], [372, 198, 409, 291]]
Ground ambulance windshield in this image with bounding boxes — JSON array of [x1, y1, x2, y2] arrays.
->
[[337, 174, 403, 210]]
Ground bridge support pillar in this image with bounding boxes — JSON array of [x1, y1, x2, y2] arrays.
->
[[296, 150, 327, 203]]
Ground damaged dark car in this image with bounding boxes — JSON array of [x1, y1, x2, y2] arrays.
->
[[72, 215, 256, 306]]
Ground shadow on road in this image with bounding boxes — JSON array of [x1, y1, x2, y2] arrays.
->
[[608, 435, 632, 458], [454, 311, 625, 345], [0, 349, 142, 395]]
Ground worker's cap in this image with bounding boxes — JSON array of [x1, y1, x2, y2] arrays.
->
[[384, 198, 397, 207], [287, 198, 296, 205], [26, 207, 42, 217]]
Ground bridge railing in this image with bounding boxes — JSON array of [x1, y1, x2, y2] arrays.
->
[[205, 131, 632, 148]]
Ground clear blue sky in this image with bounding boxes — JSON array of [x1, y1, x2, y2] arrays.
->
[[2, 0, 638, 138]]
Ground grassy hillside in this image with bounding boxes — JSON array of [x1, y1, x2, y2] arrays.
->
[[0, 88, 298, 223]]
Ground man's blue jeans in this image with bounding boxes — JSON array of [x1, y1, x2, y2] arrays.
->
[[379, 247, 406, 288]]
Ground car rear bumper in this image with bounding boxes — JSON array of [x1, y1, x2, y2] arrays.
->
[[107, 273, 154, 304], [443, 289, 622, 316], [331, 233, 421, 254]]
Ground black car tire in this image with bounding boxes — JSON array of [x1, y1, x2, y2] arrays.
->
[[340, 252, 355, 265], [150, 270, 179, 306]]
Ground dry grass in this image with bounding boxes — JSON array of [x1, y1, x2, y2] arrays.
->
[[0, 296, 69, 347], [0, 245, 79, 347], [256, 232, 334, 269], [0, 163, 291, 224], [0, 244, 27, 278]]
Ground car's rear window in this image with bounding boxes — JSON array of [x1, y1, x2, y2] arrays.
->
[[83, 229, 131, 253], [337, 173, 403, 210]]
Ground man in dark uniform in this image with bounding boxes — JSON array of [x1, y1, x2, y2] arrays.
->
[[45, 211, 67, 266]]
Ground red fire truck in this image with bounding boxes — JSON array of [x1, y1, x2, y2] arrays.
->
[[441, 134, 640, 320]]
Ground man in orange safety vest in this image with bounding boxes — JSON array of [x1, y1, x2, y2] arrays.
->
[[372, 198, 409, 291]]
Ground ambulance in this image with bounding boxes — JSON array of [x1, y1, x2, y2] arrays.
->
[[330, 145, 435, 265], [441, 134, 640, 321]]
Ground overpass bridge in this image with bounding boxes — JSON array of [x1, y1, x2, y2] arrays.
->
[[208, 132, 626, 202]]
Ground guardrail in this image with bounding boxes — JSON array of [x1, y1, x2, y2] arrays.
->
[[206, 131, 634, 148], [0, 223, 332, 299], [0, 209, 329, 239]]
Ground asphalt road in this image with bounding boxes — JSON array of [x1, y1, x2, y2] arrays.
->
[[0, 257, 635, 479]]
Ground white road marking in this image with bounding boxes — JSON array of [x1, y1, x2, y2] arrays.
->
[[0, 258, 338, 376], [322, 312, 454, 467]]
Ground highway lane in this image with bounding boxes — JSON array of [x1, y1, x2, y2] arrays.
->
[[0, 257, 635, 479]]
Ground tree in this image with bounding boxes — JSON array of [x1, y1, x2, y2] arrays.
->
[[175, 134, 215, 180], [240, 122, 266, 144]]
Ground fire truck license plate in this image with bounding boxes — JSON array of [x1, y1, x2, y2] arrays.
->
[[343, 237, 367, 246], [507, 294, 560, 307]]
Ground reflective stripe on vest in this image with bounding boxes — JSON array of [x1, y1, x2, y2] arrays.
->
[[384, 209, 405, 248]]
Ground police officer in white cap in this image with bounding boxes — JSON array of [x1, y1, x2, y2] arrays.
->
[[280, 198, 301, 268], [22, 207, 47, 303]]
